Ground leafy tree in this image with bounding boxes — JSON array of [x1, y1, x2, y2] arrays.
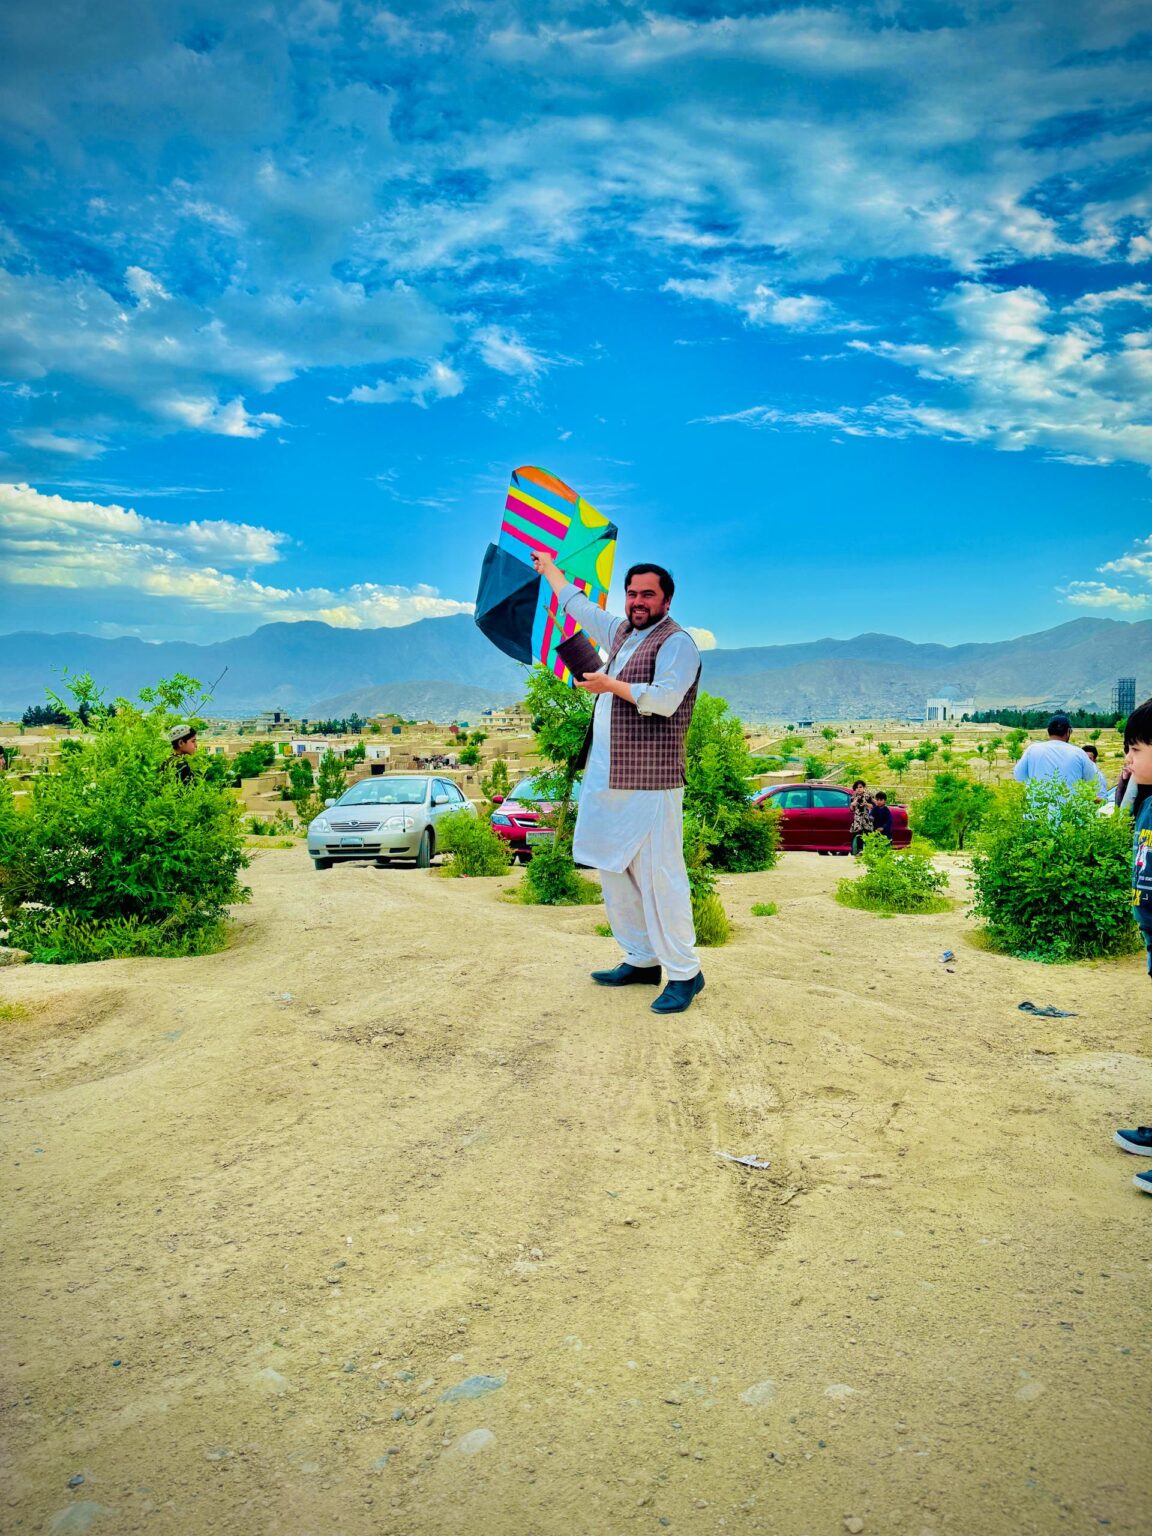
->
[[0, 673, 248, 962], [231, 740, 277, 782], [876, 741, 892, 759], [524, 667, 593, 841], [888, 752, 913, 781], [914, 739, 937, 764], [347, 713, 365, 734], [820, 726, 837, 744], [939, 732, 955, 748], [459, 743, 481, 766], [1007, 728, 1029, 762], [288, 756, 315, 816], [21, 703, 71, 727], [316, 749, 347, 806], [803, 754, 828, 781], [778, 734, 804, 756], [344, 740, 366, 764], [480, 758, 513, 803], [912, 771, 993, 850], [970, 779, 1140, 961]]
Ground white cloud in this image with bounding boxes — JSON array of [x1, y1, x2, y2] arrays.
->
[[1064, 534, 1152, 613], [13, 429, 106, 458], [340, 360, 464, 407], [156, 395, 284, 438], [474, 326, 558, 380], [684, 626, 717, 650], [697, 282, 1152, 468], [0, 482, 472, 628]]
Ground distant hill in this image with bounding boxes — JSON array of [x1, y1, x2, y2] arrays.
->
[[0, 614, 1147, 723]]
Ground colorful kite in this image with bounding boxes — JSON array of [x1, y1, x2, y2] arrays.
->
[[474, 466, 618, 683]]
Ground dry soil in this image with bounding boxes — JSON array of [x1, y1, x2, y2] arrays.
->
[[2, 850, 1150, 1536]]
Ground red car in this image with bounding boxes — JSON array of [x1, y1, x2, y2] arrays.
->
[[751, 783, 911, 854], [490, 777, 583, 862]]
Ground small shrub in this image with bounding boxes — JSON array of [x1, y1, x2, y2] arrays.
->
[[751, 901, 777, 917], [520, 842, 600, 905], [692, 891, 731, 946], [836, 833, 951, 915], [594, 921, 613, 937], [249, 810, 296, 837], [436, 811, 512, 877], [803, 755, 827, 781], [714, 804, 781, 873], [970, 779, 1140, 961], [8, 910, 230, 964]]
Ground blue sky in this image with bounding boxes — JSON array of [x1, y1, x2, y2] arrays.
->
[[1, 0, 1151, 650]]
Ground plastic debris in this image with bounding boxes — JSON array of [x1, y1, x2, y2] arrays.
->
[[1018, 1001, 1077, 1018], [716, 1151, 771, 1169], [940, 951, 955, 962]]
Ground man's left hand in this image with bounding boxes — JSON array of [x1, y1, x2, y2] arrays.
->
[[576, 669, 629, 700]]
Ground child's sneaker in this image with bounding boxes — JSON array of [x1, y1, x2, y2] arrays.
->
[[1134, 1170, 1152, 1196], [1114, 1127, 1152, 1155]]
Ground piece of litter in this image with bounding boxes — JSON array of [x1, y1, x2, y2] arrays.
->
[[940, 951, 955, 962], [1018, 1000, 1077, 1019], [716, 1151, 771, 1169]]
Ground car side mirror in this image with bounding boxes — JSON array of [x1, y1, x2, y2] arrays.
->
[[324, 798, 336, 808], [491, 794, 504, 804]]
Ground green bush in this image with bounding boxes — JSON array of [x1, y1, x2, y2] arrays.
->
[[436, 810, 512, 877], [0, 672, 249, 962], [684, 817, 731, 945], [686, 693, 780, 873], [912, 772, 993, 850], [231, 740, 277, 783], [970, 780, 1140, 961], [803, 755, 827, 780], [520, 842, 600, 905], [836, 832, 951, 915], [751, 901, 777, 917]]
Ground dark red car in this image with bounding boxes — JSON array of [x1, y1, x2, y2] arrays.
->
[[751, 783, 911, 854], [490, 777, 583, 862]]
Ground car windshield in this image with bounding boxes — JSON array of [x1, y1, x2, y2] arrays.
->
[[338, 778, 428, 806], [508, 777, 582, 803]]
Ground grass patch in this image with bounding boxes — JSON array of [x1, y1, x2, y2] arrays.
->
[[5, 911, 232, 965], [693, 892, 731, 946], [0, 1001, 29, 1022], [750, 901, 778, 917], [593, 922, 613, 936]]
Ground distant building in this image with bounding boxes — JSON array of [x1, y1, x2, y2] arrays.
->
[[926, 694, 974, 723], [1113, 677, 1136, 716]]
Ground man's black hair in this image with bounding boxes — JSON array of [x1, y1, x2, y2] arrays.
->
[[1082, 744, 1098, 760], [852, 779, 866, 789], [1047, 714, 1071, 736], [874, 790, 887, 801], [624, 563, 675, 601], [1123, 698, 1152, 750]]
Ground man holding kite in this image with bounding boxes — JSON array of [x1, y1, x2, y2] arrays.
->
[[531, 549, 705, 1014]]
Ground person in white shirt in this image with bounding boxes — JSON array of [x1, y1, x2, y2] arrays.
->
[[530, 549, 704, 1014], [1013, 716, 1099, 791]]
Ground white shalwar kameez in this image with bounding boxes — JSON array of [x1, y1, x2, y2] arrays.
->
[[559, 583, 701, 982]]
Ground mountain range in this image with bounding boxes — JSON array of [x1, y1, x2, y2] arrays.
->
[[0, 614, 1147, 723]]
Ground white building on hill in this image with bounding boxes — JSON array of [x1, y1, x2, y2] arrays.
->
[[926, 694, 974, 723]]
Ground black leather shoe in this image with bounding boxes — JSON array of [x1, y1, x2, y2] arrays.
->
[[591, 963, 662, 987], [650, 972, 705, 1013]]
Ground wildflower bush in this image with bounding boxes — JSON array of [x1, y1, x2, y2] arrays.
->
[[970, 779, 1139, 961], [436, 809, 512, 877], [0, 673, 248, 963], [912, 772, 993, 850], [836, 832, 951, 915]]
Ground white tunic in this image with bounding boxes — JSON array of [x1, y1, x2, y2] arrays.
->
[[559, 583, 701, 875]]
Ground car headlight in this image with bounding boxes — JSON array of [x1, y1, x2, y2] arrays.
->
[[311, 816, 331, 833], [491, 813, 512, 825], [382, 814, 416, 831]]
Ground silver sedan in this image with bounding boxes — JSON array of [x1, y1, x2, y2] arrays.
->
[[307, 774, 476, 870]]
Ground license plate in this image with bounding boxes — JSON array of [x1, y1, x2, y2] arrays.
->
[[340, 836, 364, 847], [526, 829, 554, 845]]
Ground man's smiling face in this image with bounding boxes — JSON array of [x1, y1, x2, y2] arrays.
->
[[625, 570, 671, 630]]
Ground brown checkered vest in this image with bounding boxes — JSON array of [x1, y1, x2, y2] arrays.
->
[[602, 617, 701, 790]]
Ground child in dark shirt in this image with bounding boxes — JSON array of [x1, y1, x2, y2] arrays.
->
[[871, 790, 894, 840], [1114, 700, 1152, 1198]]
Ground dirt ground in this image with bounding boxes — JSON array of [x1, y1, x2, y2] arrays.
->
[[2, 849, 1150, 1536]]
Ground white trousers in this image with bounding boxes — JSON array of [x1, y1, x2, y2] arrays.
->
[[599, 835, 700, 982]]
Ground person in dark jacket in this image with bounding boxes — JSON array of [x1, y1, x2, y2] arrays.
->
[[871, 790, 894, 841], [166, 722, 198, 783]]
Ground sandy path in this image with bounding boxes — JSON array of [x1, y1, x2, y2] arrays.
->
[[2, 851, 1150, 1536]]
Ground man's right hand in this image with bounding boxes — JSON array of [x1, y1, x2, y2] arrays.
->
[[530, 548, 565, 593]]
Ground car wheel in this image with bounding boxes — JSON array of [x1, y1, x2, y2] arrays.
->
[[415, 829, 433, 868], [313, 858, 333, 871], [373, 859, 392, 868]]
